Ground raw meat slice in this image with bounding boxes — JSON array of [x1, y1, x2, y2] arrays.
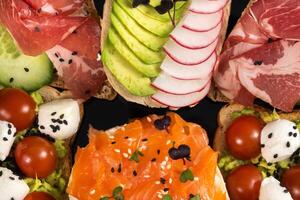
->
[[161, 53, 216, 80], [152, 81, 211, 108], [170, 22, 221, 49], [164, 39, 217, 65], [152, 71, 211, 95], [182, 10, 223, 32]]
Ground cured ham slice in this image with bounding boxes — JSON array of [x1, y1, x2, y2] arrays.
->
[[0, 0, 87, 56], [47, 18, 105, 100], [236, 40, 300, 112], [24, 0, 85, 14], [250, 0, 300, 40]]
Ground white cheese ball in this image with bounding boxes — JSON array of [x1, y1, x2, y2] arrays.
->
[[259, 176, 293, 200], [0, 121, 16, 161], [38, 99, 80, 140], [0, 167, 30, 200], [261, 119, 300, 163]]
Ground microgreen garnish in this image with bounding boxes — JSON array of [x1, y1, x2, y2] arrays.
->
[[130, 150, 144, 163], [162, 194, 172, 200], [180, 169, 194, 183]]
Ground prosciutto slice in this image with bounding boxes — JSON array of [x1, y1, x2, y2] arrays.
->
[[0, 0, 106, 100], [214, 0, 300, 111]]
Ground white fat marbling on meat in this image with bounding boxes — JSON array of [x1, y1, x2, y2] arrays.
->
[[0, 121, 16, 161], [38, 99, 80, 140], [261, 119, 300, 163]]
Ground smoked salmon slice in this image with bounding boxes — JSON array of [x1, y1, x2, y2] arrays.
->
[[67, 113, 226, 200]]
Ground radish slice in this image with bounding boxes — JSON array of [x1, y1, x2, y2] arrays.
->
[[152, 71, 211, 95], [170, 22, 221, 49], [161, 53, 216, 80], [163, 38, 217, 65], [151, 81, 211, 108], [182, 10, 223, 32], [189, 0, 229, 14]]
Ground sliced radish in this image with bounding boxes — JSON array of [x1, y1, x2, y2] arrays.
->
[[170, 22, 221, 49], [152, 71, 210, 95], [182, 10, 223, 32], [151, 81, 211, 108], [161, 52, 216, 80], [189, 0, 229, 14], [163, 38, 217, 65]]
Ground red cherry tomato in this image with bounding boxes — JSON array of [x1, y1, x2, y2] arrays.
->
[[15, 136, 57, 178], [226, 115, 263, 160], [226, 165, 263, 200], [24, 192, 55, 200], [0, 88, 36, 131], [282, 165, 300, 200]]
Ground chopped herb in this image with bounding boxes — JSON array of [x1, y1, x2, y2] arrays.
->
[[100, 197, 109, 200], [189, 194, 201, 200], [162, 194, 172, 200], [180, 169, 194, 183], [130, 150, 144, 163], [113, 186, 124, 200]]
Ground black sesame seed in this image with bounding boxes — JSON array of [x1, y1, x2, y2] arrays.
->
[[51, 112, 57, 116], [57, 119, 63, 124], [68, 59, 73, 64], [54, 53, 59, 58], [160, 178, 166, 184], [7, 123, 12, 128], [133, 170, 137, 176], [157, 149, 160, 155], [293, 133, 298, 137], [151, 158, 156, 162], [3, 137, 8, 141], [72, 30, 77, 34], [11, 198, 14, 200], [24, 67, 29, 72], [34, 26, 40, 32], [284, 189, 288, 193], [8, 129, 11, 135], [63, 120, 68, 125], [9, 176, 15, 180], [40, 125, 45, 130], [273, 154, 278, 158], [0, 171, 2, 176], [289, 132, 293, 136], [163, 188, 169, 192], [117, 164, 122, 173], [111, 141, 116, 144], [72, 51, 78, 55], [293, 126, 297, 130], [59, 58, 65, 62], [286, 142, 291, 148], [124, 136, 129, 139], [142, 138, 148, 142], [268, 133, 273, 138], [266, 171, 271, 177], [111, 167, 115, 173], [9, 77, 14, 83], [267, 162, 272, 166], [254, 60, 263, 65], [60, 114, 64, 119], [261, 144, 265, 148]]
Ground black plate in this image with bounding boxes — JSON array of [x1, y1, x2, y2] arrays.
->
[[73, 0, 251, 153]]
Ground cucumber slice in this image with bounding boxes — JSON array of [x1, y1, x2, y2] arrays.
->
[[0, 25, 53, 92]]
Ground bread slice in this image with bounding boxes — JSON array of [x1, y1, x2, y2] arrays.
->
[[100, 0, 232, 107], [213, 103, 300, 153], [34, 86, 84, 200], [48, 0, 117, 101]]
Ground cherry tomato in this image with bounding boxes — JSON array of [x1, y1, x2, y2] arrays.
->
[[24, 192, 55, 200], [226, 115, 263, 160], [15, 136, 57, 178], [282, 165, 300, 200], [226, 165, 263, 200], [0, 88, 36, 131]]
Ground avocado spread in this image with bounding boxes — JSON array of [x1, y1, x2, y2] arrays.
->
[[218, 108, 300, 178]]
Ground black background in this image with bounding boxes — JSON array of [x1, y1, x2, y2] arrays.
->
[[72, 0, 251, 153]]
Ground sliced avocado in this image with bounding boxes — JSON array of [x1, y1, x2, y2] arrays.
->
[[110, 12, 164, 64], [108, 27, 160, 77], [116, 0, 174, 37], [131, 0, 188, 22], [102, 41, 156, 96], [0, 25, 53, 92], [112, 2, 167, 51]]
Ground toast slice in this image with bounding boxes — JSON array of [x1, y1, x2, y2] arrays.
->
[[213, 103, 300, 153]]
